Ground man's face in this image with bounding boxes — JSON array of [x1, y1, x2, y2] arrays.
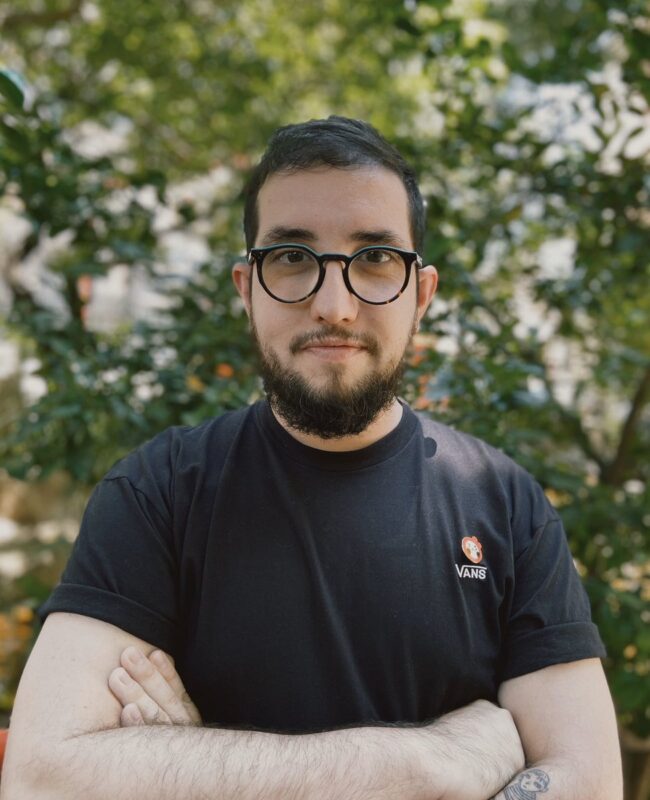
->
[[233, 166, 437, 437]]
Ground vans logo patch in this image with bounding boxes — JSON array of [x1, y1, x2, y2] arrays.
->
[[455, 563, 487, 580], [461, 535, 483, 564], [456, 535, 487, 580]]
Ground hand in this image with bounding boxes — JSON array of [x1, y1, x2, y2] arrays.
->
[[420, 700, 525, 800], [108, 646, 202, 728]]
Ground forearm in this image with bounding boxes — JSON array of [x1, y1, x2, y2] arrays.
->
[[8, 699, 527, 800], [11, 723, 435, 800], [490, 757, 623, 800]]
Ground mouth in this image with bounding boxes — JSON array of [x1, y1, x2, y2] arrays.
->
[[301, 339, 366, 362]]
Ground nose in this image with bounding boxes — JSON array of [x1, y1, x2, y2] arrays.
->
[[309, 259, 359, 325]]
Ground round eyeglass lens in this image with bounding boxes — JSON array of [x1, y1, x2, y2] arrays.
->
[[349, 249, 406, 302], [261, 247, 320, 302]]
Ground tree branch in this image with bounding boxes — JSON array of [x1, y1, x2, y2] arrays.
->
[[540, 369, 606, 471], [1, 0, 83, 32], [601, 366, 650, 486]]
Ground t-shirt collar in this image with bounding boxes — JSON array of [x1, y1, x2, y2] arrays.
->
[[255, 398, 418, 471]]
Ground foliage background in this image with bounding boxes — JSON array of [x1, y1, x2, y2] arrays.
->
[[0, 0, 648, 794]]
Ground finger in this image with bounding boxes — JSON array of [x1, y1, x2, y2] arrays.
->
[[149, 650, 186, 697], [121, 702, 144, 727], [108, 666, 172, 725], [120, 647, 194, 725], [149, 650, 202, 724]]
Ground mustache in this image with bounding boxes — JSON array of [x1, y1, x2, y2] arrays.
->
[[289, 327, 380, 357]]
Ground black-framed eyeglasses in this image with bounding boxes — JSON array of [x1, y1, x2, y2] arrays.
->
[[247, 243, 424, 305]]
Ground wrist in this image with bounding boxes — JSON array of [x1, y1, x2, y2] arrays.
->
[[337, 726, 445, 800], [403, 726, 453, 800]]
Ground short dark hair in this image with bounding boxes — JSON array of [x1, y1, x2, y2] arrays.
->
[[243, 116, 425, 253]]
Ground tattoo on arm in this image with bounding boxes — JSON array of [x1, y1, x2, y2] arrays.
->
[[502, 768, 551, 799]]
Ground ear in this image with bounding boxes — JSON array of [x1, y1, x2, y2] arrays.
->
[[232, 261, 253, 318], [415, 264, 438, 327]]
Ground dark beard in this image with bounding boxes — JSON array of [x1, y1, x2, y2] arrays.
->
[[251, 322, 409, 439]]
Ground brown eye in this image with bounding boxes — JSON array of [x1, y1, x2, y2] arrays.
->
[[267, 248, 310, 265], [359, 249, 392, 264]]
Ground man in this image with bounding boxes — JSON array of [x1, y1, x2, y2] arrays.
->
[[1, 117, 622, 799]]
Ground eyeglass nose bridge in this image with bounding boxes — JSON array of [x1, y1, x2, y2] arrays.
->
[[311, 252, 357, 296], [317, 252, 354, 269]]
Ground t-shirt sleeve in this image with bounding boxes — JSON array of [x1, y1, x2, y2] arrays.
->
[[500, 476, 606, 681], [38, 444, 179, 654]]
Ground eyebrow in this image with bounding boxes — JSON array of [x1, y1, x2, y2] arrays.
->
[[259, 226, 410, 249]]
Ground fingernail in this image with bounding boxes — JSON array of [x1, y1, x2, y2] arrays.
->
[[127, 648, 144, 664]]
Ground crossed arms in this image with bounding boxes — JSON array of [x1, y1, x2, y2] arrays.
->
[[1, 612, 622, 800]]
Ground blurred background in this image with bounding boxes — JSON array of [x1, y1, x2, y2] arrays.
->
[[0, 0, 648, 795]]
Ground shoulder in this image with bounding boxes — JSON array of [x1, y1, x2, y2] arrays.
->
[[413, 410, 531, 489], [104, 404, 255, 491], [411, 409, 560, 546]]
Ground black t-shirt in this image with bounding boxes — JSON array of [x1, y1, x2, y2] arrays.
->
[[40, 401, 605, 732]]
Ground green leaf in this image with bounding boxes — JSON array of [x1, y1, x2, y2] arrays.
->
[[0, 68, 27, 109], [0, 120, 28, 154]]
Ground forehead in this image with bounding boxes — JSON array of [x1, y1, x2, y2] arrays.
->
[[256, 166, 412, 247]]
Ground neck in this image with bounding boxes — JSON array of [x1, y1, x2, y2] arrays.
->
[[271, 398, 404, 452]]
